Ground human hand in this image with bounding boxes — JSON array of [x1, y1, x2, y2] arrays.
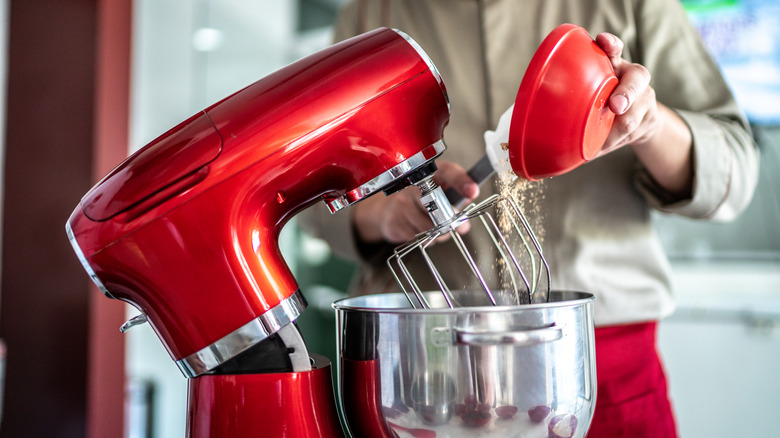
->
[[352, 160, 479, 244], [595, 32, 660, 154], [594, 32, 693, 198]]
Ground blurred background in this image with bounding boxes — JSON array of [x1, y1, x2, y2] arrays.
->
[[0, 0, 777, 437]]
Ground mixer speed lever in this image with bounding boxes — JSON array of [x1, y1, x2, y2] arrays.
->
[[443, 154, 495, 208]]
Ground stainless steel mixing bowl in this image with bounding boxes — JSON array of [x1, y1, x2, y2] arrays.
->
[[333, 290, 596, 438]]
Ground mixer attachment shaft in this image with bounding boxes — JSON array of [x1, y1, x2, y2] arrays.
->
[[388, 177, 550, 308]]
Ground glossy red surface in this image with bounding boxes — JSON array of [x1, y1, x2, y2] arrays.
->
[[186, 360, 345, 438], [509, 23, 618, 180], [67, 27, 450, 362], [340, 358, 396, 438], [82, 112, 221, 221]]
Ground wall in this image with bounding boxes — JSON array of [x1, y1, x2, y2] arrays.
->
[[0, 1, 130, 437], [658, 258, 780, 437]]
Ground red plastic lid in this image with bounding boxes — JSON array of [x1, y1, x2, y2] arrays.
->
[[509, 24, 618, 180]]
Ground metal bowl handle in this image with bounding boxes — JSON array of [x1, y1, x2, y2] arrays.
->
[[431, 324, 562, 348]]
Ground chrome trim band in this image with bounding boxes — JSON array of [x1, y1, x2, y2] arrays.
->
[[66, 221, 114, 299], [176, 289, 307, 378], [393, 28, 450, 112], [325, 140, 446, 213]]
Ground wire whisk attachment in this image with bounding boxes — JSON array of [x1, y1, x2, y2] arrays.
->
[[387, 182, 550, 309]]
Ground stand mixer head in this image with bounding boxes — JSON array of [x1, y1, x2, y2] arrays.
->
[[66, 27, 450, 377]]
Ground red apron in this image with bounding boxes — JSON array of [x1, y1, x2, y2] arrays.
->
[[586, 322, 678, 438]]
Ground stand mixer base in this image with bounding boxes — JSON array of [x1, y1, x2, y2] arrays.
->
[[186, 353, 345, 438]]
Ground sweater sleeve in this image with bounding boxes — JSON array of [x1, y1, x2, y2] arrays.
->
[[631, 0, 759, 222]]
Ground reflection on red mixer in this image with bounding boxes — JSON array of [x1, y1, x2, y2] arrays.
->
[[341, 358, 398, 437], [67, 27, 450, 437]]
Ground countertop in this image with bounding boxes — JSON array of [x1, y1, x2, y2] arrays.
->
[[669, 258, 780, 315]]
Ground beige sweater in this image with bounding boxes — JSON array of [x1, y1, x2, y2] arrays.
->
[[298, 0, 759, 326]]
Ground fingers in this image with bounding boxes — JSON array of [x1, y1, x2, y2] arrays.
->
[[381, 187, 432, 243], [595, 32, 651, 116], [353, 160, 480, 246], [434, 161, 480, 202], [609, 63, 651, 118], [353, 187, 426, 244], [594, 32, 659, 153], [595, 32, 624, 64], [604, 86, 658, 151]]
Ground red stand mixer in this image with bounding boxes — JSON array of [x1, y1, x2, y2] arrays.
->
[[67, 24, 617, 437], [68, 27, 449, 437]]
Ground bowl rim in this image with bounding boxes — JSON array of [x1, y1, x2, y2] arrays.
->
[[332, 290, 595, 314]]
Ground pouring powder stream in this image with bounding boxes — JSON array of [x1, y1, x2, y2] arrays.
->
[[494, 147, 547, 300]]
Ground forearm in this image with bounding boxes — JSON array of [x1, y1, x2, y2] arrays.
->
[[641, 109, 759, 222], [631, 103, 694, 200]]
